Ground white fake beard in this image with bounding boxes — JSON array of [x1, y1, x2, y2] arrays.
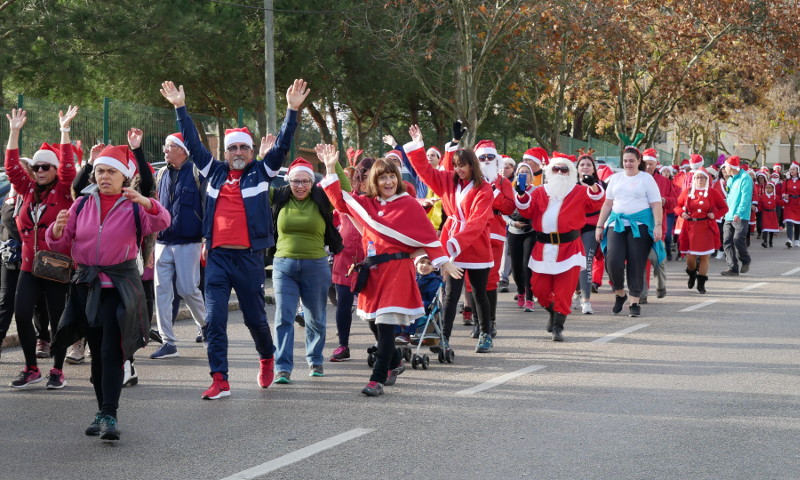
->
[[544, 172, 575, 200], [480, 161, 499, 183], [232, 158, 247, 170]]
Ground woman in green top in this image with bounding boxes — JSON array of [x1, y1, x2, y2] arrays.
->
[[270, 147, 350, 383]]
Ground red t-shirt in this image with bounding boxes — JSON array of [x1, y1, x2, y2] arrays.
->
[[212, 170, 250, 248]]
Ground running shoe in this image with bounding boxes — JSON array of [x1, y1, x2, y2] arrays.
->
[[149, 343, 179, 359], [524, 300, 535, 312], [274, 371, 292, 384], [100, 415, 120, 441], [10, 366, 43, 388], [123, 360, 138, 387], [85, 412, 103, 436], [612, 294, 627, 315], [46, 368, 66, 389], [309, 364, 324, 377], [258, 358, 275, 387], [35, 340, 50, 359], [202, 372, 231, 400], [330, 345, 351, 362], [361, 381, 383, 396], [475, 332, 493, 353], [581, 301, 593, 315]]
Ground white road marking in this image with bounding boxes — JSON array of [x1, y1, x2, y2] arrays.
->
[[455, 365, 547, 396], [679, 299, 719, 312], [592, 323, 649, 344], [219, 428, 374, 479], [781, 267, 800, 276], [739, 282, 769, 292]]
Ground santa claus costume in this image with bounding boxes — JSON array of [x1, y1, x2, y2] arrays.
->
[[675, 168, 728, 293], [782, 162, 800, 247], [758, 182, 781, 248], [321, 157, 451, 395], [406, 134, 495, 353], [515, 155, 604, 341]]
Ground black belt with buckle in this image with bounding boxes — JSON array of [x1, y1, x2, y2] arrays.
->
[[763, 209, 775, 212], [535, 230, 579, 244], [687, 217, 709, 222]]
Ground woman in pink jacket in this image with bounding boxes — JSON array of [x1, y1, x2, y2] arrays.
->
[[46, 144, 170, 441]]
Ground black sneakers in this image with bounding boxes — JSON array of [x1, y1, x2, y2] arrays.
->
[[612, 294, 628, 315], [100, 415, 120, 441], [85, 413, 103, 436], [629, 304, 641, 317]]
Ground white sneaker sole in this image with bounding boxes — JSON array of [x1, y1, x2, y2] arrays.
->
[[202, 390, 231, 400], [10, 376, 44, 388], [46, 380, 67, 390]]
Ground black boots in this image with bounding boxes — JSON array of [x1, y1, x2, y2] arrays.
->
[[545, 304, 554, 333], [552, 313, 566, 342], [686, 267, 698, 289], [696, 275, 708, 294]]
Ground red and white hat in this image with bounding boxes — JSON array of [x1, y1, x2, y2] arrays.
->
[[689, 167, 712, 198], [789, 161, 800, 172], [765, 181, 776, 194], [95, 145, 135, 179], [689, 154, 704, 170], [707, 165, 719, 178], [32, 143, 60, 167], [658, 165, 672, 176], [426, 147, 441, 158], [522, 147, 548, 166], [287, 157, 315, 180], [724, 155, 741, 170], [550, 151, 576, 164], [165, 132, 190, 155], [223, 127, 253, 150], [384, 150, 403, 162], [680, 159, 690, 170], [501, 155, 516, 167], [642, 148, 658, 163], [770, 172, 781, 181], [474, 140, 499, 158], [773, 163, 783, 171]]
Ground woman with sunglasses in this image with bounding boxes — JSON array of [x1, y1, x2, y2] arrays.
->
[[406, 125, 495, 353], [4, 107, 78, 389], [595, 146, 665, 317]]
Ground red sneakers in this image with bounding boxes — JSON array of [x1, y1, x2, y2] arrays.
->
[[258, 358, 275, 388], [202, 372, 231, 400]]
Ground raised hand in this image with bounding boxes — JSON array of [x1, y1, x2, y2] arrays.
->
[[6, 109, 27, 131], [127, 128, 143, 150], [409, 124, 423, 144], [259, 134, 277, 158], [452, 120, 466, 141], [286, 79, 310, 111], [314, 143, 339, 173], [59, 105, 79, 129], [89, 143, 106, 165], [382, 135, 396, 147], [160, 81, 186, 108]]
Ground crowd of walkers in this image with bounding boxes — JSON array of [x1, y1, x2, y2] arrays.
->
[[2, 79, 797, 440]]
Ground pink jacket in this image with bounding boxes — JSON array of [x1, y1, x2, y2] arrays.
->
[[46, 193, 170, 284]]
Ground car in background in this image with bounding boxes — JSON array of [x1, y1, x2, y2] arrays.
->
[[0, 171, 12, 200], [595, 157, 622, 173]]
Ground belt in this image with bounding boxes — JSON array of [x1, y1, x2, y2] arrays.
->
[[687, 217, 709, 222], [790, 195, 800, 199], [763, 208, 775, 212], [535, 230, 579, 244], [365, 252, 410, 267]]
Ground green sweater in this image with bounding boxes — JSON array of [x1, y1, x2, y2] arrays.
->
[[271, 162, 350, 259]]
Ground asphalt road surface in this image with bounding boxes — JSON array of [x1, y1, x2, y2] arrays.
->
[[1, 237, 798, 480]]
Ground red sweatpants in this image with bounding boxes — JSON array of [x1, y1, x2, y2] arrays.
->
[[532, 266, 581, 316]]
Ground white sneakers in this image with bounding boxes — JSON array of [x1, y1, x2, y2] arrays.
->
[[581, 301, 593, 315], [794, 240, 800, 247]]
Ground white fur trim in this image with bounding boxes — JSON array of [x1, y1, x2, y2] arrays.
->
[[402, 140, 424, 154], [643, 154, 658, 162], [288, 165, 314, 179], [515, 192, 532, 210], [445, 142, 459, 153], [522, 154, 544, 166], [224, 131, 253, 149], [165, 135, 189, 155], [528, 252, 585, 274], [320, 174, 339, 187], [341, 191, 442, 249], [475, 145, 499, 158], [453, 260, 494, 269], [95, 156, 133, 179], [32, 149, 59, 167], [446, 237, 462, 259]]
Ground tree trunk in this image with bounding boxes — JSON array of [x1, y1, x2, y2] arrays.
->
[[306, 102, 333, 145], [789, 133, 796, 164]]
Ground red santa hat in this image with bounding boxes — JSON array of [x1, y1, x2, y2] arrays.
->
[[426, 147, 441, 158], [724, 155, 741, 170], [474, 140, 499, 158], [707, 165, 719, 178], [550, 151, 577, 163], [743, 163, 751, 172], [770, 172, 781, 181], [789, 161, 800, 172], [680, 159, 690, 170], [689, 167, 711, 198], [31, 143, 60, 167], [287, 157, 315, 180], [642, 148, 658, 163], [773, 163, 783, 171], [755, 170, 768, 180], [522, 147, 549, 166], [689, 154, 704, 170], [165, 132, 190, 156], [501, 155, 516, 167], [384, 150, 403, 162], [658, 165, 672, 176], [95, 145, 135, 179], [597, 164, 614, 181], [765, 181, 776, 195], [223, 127, 253, 150]]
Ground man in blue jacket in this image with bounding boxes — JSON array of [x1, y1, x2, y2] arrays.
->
[[149, 132, 207, 360], [160, 79, 310, 399], [721, 156, 753, 276]]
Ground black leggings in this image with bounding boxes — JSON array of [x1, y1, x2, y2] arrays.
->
[[442, 268, 491, 339], [786, 222, 800, 241], [0, 264, 19, 344], [370, 323, 401, 384], [507, 231, 535, 300], [605, 224, 653, 299], [14, 271, 68, 368], [85, 288, 125, 418], [334, 283, 355, 347]]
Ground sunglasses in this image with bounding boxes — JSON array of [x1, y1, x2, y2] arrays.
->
[[31, 164, 53, 172], [552, 165, 570, 173], [478, 154, 496, 161]]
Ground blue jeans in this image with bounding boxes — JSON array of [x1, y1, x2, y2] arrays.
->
[[273, 257, 330, 372]]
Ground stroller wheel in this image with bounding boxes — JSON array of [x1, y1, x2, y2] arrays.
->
[[366, 345, 377, 355], [411, 354, 419, 369], [438, 351, 445, 363], [446, 349, 455, 363], [403, 348, 412, 361], [421, 355, 430, 370], [367, 353, 377, 368]]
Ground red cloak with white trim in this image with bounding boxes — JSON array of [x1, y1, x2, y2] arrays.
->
[[674, 187, 727, 254]]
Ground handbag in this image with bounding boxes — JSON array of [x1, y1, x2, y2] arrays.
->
[[347, 252, 411, 294], [31, 220, 73, 283]]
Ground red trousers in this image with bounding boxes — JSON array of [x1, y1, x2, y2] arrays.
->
[[532, 266, 581, 316]]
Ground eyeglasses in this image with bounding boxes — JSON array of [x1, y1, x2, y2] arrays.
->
[[227, 144, 252, 153], [163, 144, 180, 152], [289, 179, 312, 187], [552, 165, 570, 173], [31, 164, 53, 172], [478, 154, 496, 161]]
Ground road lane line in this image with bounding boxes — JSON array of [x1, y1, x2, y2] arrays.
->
[[455, 365, 547, 396], [592, 323, 649, 344], [739, 282, 769, 292], [679, 299, 718, 312], [219, 428, 374, 480], [781, 267, 800, 276]]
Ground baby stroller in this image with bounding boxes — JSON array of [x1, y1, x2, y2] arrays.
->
[[408, 281, 454, 369]]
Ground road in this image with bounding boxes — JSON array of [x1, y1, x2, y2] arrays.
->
[[1, 239, 799, 480]]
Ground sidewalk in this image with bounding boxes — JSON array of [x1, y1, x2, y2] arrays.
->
[[0, 278, 275, 350]]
